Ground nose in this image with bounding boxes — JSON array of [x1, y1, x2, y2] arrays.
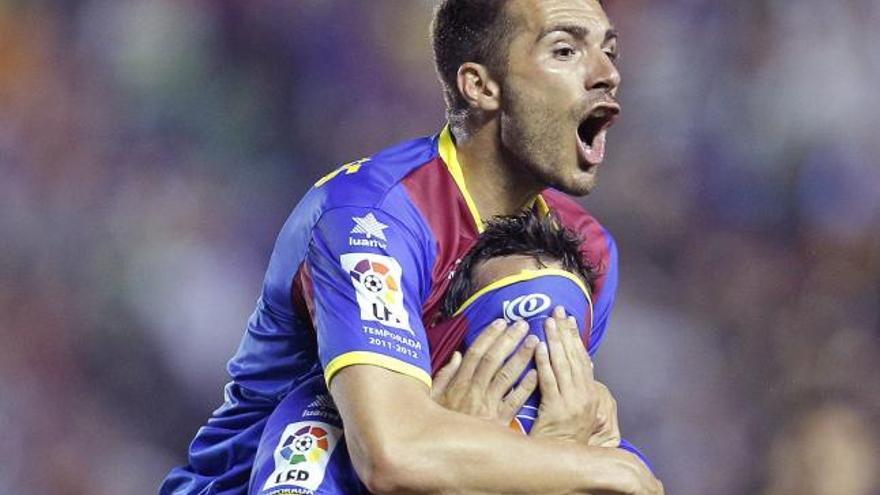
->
[[586, 50, 621, 94]]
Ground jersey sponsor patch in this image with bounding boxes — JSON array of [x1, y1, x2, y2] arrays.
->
[[349, 213, 389, 249], [341, 253, 412, 333], [502, 293, 552, 321], [262, 421, 342, 493]]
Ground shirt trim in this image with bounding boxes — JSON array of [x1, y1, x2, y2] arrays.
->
[[438, 125, 485, 232], [438, 126, 550, 232], [324, 351, 433, 389]]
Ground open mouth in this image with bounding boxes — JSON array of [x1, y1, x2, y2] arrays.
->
[[576, 103, 620, 167]]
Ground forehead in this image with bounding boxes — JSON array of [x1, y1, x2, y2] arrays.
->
[[473, 254, 565, 290], [507, 0, 611, 37]]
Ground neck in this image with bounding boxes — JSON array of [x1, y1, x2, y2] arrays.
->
[[451, 119, 543, 219]]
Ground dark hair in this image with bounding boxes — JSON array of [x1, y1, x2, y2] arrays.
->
[[432, 1, 608, 119], [441, 210, 598, 316], [431, 0, 514, 116]]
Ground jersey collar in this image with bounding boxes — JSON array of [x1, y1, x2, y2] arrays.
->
[[438, 125, 550, 233]]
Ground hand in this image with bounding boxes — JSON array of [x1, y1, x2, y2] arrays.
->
[[610, 449, 665, 495], [588, 381, 621, 448], [431, 319, 540, 425], [530, 306, 602, 443]]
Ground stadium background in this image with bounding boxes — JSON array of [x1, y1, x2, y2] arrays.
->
[[1, 1, 878, 493]]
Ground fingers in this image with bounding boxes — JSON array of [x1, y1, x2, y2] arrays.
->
[[472, 320, 529, 389], [616, 450, 663, 495], [534, 341, 559, 400], [553, 308, 594, 387], [430, 351, 461, 401], [497, 369, 538, 423], [545, 310, 574, 393], [486, 334, 539, 400], [556, 311, 588, 391], [454, 319, 508, 388], [589, 382, 621, 448], [567, 314, 595, 383]]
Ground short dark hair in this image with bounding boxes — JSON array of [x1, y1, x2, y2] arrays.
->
[[441, 210, 598, 317], [431, 0, 514, 116], [431, 1, 608, 118]]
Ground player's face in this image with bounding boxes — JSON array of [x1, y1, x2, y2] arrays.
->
[[499, 0, 621, 196]]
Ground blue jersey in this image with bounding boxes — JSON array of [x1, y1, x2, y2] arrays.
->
[[160, 127, 620, 495], [250, 375, 365, 495]]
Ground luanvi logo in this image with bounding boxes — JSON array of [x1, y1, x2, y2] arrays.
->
[[349, 213, 389, 248]]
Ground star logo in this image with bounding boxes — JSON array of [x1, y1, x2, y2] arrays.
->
[[351, 213, 389, 241]]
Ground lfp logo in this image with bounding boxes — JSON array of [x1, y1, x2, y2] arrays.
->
[[281, 425, 330, 465], [264, 421, 341, 492], [341, 253, 412, 333], [503, 294, 551, 321], [349, 258, 400, 307]]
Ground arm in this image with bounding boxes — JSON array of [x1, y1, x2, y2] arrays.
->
[[331, 365, 650, 495], [424, 307, 661, 494], [331, 315, 658, 495]]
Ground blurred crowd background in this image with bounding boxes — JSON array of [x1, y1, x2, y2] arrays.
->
[[1, 1, 878, 494]]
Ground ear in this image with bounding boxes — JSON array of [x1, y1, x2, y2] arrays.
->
[[456, 62, 501, 112]]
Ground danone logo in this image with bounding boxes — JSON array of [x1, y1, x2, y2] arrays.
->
[[341, 253, 412, 333], [502, 294, 551, 321], [263, 421, 342, 492]]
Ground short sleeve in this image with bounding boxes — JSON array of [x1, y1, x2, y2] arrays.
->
[[305, 207, 432, 388]]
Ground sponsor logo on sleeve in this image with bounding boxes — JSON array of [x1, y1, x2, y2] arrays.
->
[[502, 293, 551, 321], [349, 213, 389, 249], [263, 421, 342, 493], [302, 394, 340, 422], [341, 253, 412, 333]]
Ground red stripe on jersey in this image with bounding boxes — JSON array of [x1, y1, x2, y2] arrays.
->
[[541, 189, 612, 307], [401, 157, 481, 373]]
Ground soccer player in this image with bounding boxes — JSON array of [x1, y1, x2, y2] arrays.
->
[[162, 0, 662, 493], [247, 212, 654, 495], [437, 211, 651, 465]]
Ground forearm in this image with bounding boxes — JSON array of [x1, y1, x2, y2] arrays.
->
[[333, 366, 641, 495], [393, 406, 638, 495]]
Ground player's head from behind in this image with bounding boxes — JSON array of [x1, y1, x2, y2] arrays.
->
[[432, 0, 621, 196], [441, 210, 599, 352]]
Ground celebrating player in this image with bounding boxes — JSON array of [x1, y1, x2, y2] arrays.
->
[[162, 0, 662, 493]]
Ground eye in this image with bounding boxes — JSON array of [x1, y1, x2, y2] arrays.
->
[[604, 40, 620, 62], [553, 46, 577, 60]]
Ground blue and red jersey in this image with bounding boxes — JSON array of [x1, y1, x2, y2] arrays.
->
[[160, 127, 619, 495]]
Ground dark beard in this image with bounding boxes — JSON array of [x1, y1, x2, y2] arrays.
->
[[499, 82, 595, 196]]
